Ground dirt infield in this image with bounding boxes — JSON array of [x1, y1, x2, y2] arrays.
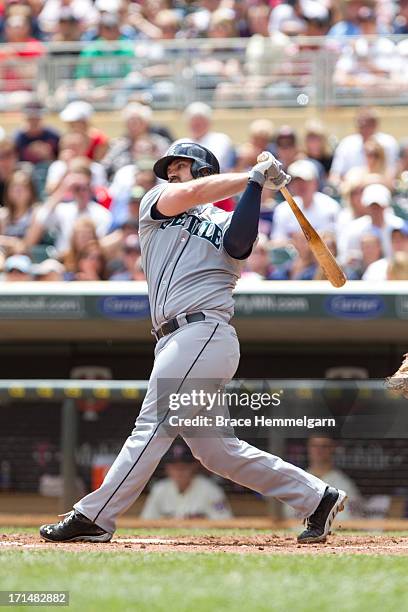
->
[[2, 532, 408, 555]]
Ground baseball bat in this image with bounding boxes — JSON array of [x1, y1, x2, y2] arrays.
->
[[279, 185, 346, 288], [256, 153, 346, 288]]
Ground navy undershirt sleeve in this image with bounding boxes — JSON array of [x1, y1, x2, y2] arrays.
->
[[223, 180, 262, 260]]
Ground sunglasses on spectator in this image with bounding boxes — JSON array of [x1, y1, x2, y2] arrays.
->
[[366, 151, 381, 158], [72, 184, 90, 192], [277, 141, 295, 149]]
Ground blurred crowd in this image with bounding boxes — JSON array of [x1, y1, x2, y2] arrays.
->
[[0, 1, 407, 110], [0, 99, 407, 282], [0, 0, 406, 43], [0, 98, 406, 281]]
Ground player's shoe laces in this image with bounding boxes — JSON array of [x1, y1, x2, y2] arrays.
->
[[297, 486, 347, 544], [39, 510, 112, 543]]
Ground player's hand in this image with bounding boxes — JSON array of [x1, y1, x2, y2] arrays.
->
[[253, 151, 291, 191]]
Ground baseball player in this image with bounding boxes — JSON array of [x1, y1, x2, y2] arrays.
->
[[140, 440, 233, 520], [40, 142, 346, 544]]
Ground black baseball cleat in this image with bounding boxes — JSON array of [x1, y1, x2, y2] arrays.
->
[[40, 510, 112, 543], [297, 487, 347, 544]]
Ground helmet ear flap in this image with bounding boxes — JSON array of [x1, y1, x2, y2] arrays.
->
[[190, 160, 201, 179], [191, 161, 213, 179]]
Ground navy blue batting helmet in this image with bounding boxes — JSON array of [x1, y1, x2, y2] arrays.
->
[[153, 141, 220, 180]]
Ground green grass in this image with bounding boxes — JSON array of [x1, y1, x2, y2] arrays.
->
[[1, 530, 408, 612]]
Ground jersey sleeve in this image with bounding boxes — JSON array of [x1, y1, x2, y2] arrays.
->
[[139, 184, 168, 230]]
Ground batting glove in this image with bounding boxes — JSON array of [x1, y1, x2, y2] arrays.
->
[[249, 151, 291, 191]]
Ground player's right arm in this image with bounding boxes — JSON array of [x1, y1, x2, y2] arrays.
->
[[155, 172, 249, 217]]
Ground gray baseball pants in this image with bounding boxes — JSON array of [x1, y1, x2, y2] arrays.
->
[[75, 319, 326, 533]]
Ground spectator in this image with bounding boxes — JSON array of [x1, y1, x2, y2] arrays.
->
[[258, 189, 277, 239], [273, 126, 299, 171], [329, 107, 399, 186], [3, 13, 44, 52], [272, 159, 340, 240], [182, 102, 235, 171], [14, 101, 60, 165], [268, 0, 307, 34], [333, 7, 398, 96], [45, 132, 107, 195], [304, 436, 362, 518], [360, 231, 384, 274], [75, 13, 135, 97], [109, 159, 154, 229], [313, 230, 339, 280], [393, 0, 408, 34], [242, 234, 296, 281], [102, 103, 168, 179], [109, 160, 156, 227], [2, 254, 32, 281], [154, 9, 182, 39], [109, 234, 141, 280], [361, 138, 387, 176], [74, 240, 108, 281], [0, 14, 45, 104], [110, 184, 145, 232], [247, 4, 271, 37], [50, 9, 82, 43], [395, 140, 408, 195], [328, 0, 365, 37], [233, 143, 258, 173], [141, 440, 233, 520], [0, 139, 20, 205], [60, 217, 98, 280], [245, 8, 292, 86], [288, 230, 318, 280], [208, 7, 238, 38], [339, 138, 393, 189], [67, 155, 111, 209], [184, 0, 221, 36], [339, 183, 404, 262], [363, 224, 408, 281], [29, 167, 112, 254], [131, 256, 146, 281], [0, 1, 45, 42], [48, 10, 83, 96], [31, 258, 65, 281], [38, 0, 98, 35], [133, 162, 156, 192], [336, 168, 367, 245], [247, 119, 274, 158], [242, 234, 273, 281], [302, 4, 331, 41], [0, 170, 39, 254], [59, 101, 109, 162], [387, 251, 408, 280], [83, 0, 137, 41], [303, 119, 333, 177]]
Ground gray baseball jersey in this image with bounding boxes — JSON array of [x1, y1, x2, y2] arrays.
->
[[73, 179, 330, 535], [139, 184, 243, 329]]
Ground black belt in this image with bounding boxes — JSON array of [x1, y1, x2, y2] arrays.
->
[[152, 312, 206, 341]]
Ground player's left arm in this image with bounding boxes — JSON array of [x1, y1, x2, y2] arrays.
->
[[223, 153, 290, 259]]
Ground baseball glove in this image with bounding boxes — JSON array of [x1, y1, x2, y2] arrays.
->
[[385, 354, 408, 398]]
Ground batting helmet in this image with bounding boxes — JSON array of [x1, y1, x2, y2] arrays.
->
[[153, 141, 220, 180]]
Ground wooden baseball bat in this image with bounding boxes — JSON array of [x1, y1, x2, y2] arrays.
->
[[279, 185, 346, 287]]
